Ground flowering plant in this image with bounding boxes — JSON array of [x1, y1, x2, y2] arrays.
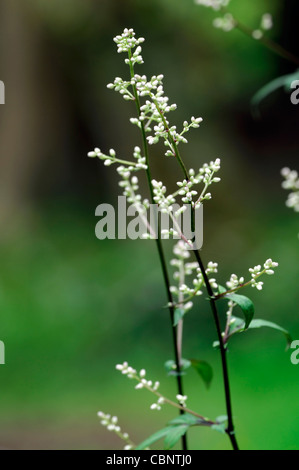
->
[[89, 28, 291, 451]]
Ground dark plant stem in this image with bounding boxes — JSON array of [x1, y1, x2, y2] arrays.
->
[[128, 53, 188, 451], [163, 131, 239, 449], [151, 94, 239, 449], [221, 6, 299, 66], [152, 100, 189, 181], [237, 21, 299, 66], [193, 249, 239, 451]]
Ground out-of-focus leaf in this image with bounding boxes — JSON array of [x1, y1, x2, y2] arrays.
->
[[190, 359, 213, 388], [165, 358, 191, 376], [247, 319, 292, 349], [135, 427, 171, 450], [174, 308, 185, 327], [164, 425, 189, 450], [168, 414, 200, 426], [228, 317, 292, 349], [251, 69, 299, 117], [211, 423, 226, 434], [216, 415, 228, 424]]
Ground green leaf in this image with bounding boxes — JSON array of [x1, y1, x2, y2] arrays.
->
[[251, 70, 299, 117], [164, 425, 188, 450], [174, 308, 185, 327], [164, 358, 191, 376], [164, 360, 177, 374], [218, 285, 227, 295], [216, 415, 228, 424], [225, 294, 255, 329], [248, 319, 292, 349], [211, 423, 226, 434], [168, 413, 199, 426], [212, 340, 228, 350], [135, 427, 171, 450], [190, 359, 213, 389]]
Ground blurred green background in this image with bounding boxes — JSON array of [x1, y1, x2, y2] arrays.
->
[[0, 0, 298, 450]]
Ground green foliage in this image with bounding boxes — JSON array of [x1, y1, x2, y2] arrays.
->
[[174, 308, 185, 327], [168, 414, 200, 426], [163, 425, 189, 450], [251, 70, 299, 117], [135, 427, 172, 450], [165, 359, 191, 376], [190, 359, 213, 389], [229, 317, 292, 349], [247, 319, 292, 350], [211, 415, 228, 434], [225, 294, 255, 329], [137, 414, 200, 450]]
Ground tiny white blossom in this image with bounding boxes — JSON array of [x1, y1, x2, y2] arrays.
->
[[150, 403, 161, 411], [252, 30, 263, 40], [281, 168, 299, 213], [98, 411, 133, 448], [261, 13, 273, 31], [176, 394, 188, 407], [194, 0, 231, 11]]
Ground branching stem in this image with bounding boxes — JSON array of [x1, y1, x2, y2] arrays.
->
[[128, 51, 188, 451]]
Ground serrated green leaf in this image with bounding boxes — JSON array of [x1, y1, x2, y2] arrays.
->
[[168, 413, 199, 426], [190, 359, 213, 389], [225, 294, 255, 329], [248, 319, 292, 349], [135, 427, 171, 450], [174, 308, 185, 327], [164, 425, 188, 450]]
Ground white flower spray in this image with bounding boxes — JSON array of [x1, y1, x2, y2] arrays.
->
[[91, 28, 287, 451]]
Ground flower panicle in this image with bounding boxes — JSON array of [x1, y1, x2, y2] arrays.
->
[[97, 411, 135, 450]]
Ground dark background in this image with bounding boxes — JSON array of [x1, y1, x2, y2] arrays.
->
[[0, 0, 298, 450]]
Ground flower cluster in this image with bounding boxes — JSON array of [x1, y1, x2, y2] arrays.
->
[[115, 362, 193, 415], [195, 0, 234, 32], [88, 146, 147, 170], [194, 0, 231, 11], [176, 159, 221, 206], [213, 14, 235, 32], [226, 274, 244, 290], [176, 394, 188, 407], [116, 363, 165, 412], [150, 397, 165, 411], [107, 77, 135, 101], [133, 79, 202, 156], [152, 180, 175, 214], [249, 259, 278, 290], [225, 259, 279, 293], [97, 412, 135, 450], [108, 29, 206, 159], [113, 28, 145, 55], [148, 160, 221, 241], [116, 362, 160, 391], [252, 13, 273, 40], [281, 167, 299, 212], [170, 241, 218, 311], [195, 1, 273, 40]]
